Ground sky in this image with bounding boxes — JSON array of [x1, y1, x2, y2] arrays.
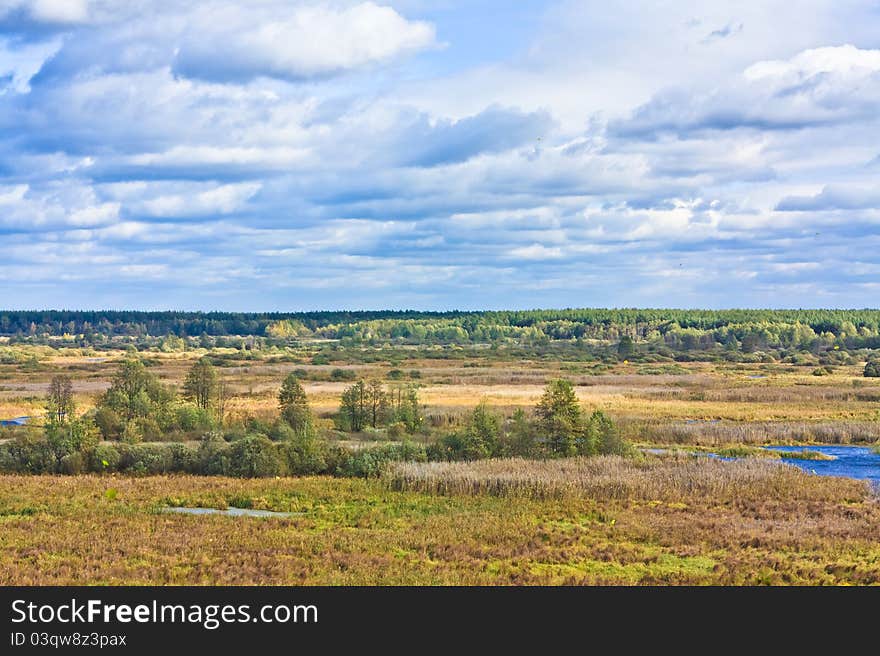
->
[[0, 0, 879, 311]]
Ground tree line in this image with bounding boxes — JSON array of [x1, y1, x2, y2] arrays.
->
[[5, 309, 880, 354], [0, 358, 629, 477]]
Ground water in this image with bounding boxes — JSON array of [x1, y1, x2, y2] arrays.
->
[[161, 506, 300, 518], [764, 445, 880, 484], [0, 416, 30, 427]]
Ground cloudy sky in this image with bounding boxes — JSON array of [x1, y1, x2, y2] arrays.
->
[[0, 0, 879, 310]]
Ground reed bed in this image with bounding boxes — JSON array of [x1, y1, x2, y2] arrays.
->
[[621, 419, 880, 445], [387, 455, 867, 503]]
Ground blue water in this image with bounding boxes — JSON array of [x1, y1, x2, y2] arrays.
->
[[0, 416, 30, 427], [764, 445, 880, 484]]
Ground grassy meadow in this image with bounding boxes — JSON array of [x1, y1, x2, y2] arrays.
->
[[1, 460, 877, 585]]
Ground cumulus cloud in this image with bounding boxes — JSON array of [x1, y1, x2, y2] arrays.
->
[[13, 2, 436, 83], [776, 185, 880, 211], [174, 2, 436, 82], [0, 2, 879, 309], [612, 45, 880, 138], [0, 0, 91, 25]]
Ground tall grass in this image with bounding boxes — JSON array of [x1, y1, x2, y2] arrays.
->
[[619, 419, 880, 445], [388, 455, 867, 503]]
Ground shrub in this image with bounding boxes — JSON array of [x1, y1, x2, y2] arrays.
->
[[330, 368, 356, 381], [388, 369, 404, 380], [59, 452, 85, 475], [167, 442, 198, 472], [280, 427, 327, 476], [94, 407, 124, 440], [90, 444, 121, 472], [227, 435, 284, 478], [118, 443, 173, 475], [0, 443, 15, 472], [196, 434, 231, 476], [175, 403, 212, 432], [865, 361, 880, 377], [387, 421, 407, 439], [335, 442, 427, 478], [2, 433, 54, 473]]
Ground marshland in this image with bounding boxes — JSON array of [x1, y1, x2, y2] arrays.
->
[[2, 309, 880, 585]]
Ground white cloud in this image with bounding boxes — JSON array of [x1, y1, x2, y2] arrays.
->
[[744, 44, 880, 81], [29, 0, 89, 23], [139, 182, 261, 218], [0, 0, 90, 23], [508, 244, 564, 260], [1, 2, 880, 308], [177, 3, 435, 81]]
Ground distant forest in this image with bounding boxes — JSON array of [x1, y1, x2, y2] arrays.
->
[[3, 309, 880, 356]]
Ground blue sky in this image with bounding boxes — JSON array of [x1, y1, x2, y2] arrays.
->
[[1, 0, 879, 311]]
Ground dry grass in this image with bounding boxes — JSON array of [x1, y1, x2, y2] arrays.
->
[[621, 419, 880, 445], [2, 471, 880, 585], [388, 455, 867, 503]]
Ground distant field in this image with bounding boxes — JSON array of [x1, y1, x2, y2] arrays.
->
[[3, 346, 879, 434]]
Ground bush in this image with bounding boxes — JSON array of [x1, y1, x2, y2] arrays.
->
[[330, 368, 356, 381], [94, 407, 124, 440], [429, 433, 469, 461], [335, 442, 426, 478], [59, 452, 85, 475], [119, 443, 174, 475], [865, 361, 880, 377], [196, 434, 231, 475], [135, 417, 163, 441], [388, 369, 404, 380], [175, 403, 212, 432], [1, 433, 54, 473], [280, 430, 327, 475], [387, 421, 407, 439], [90, 444, 121, 472], [167, 442, 198, 472], [227, 435, 284, 478]]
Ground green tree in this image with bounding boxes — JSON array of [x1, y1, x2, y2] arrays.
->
[[278, 418, 327, 475], [339, 380, 368, 431], [46, 374, 75, 426], [279, 372, 310, 432], [461, 401, 501, 459], [503, 408, 537, 457], [98, 358, 174, 439], [183, 358, 217, 412], [864, 361, 880, 377], [389, 386, 423, 433], [365, 380, 388, 428], [535, 379, 581, 456], [103, 358, 154, 422], [46, 417, 99, 470], [617, 335, 635, 358], [227, 435, 284, 478]]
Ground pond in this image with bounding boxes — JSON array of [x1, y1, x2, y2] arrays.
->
[[0, 416, 30, 427], [764, 445, 880, 484], [161, 506, 301, 518]]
